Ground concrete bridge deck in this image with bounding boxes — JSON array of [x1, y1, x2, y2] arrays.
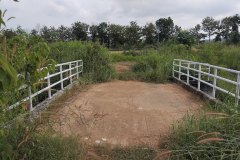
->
[[49, 80, 203, 147]]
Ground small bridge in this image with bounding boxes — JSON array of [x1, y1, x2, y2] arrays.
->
[[7, 59, 240, 146]]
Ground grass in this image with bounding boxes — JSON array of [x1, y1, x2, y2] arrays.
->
[[165, 100, 240, 160]]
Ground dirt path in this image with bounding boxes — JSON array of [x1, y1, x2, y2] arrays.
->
[[114, 61, 135, 74], [49, 81, 203, 147]]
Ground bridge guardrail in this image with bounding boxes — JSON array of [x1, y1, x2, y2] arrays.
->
[[9, 60, 83, 111], [173, 59, 240, 106]]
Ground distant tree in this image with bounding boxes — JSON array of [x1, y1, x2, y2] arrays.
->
[[221, 17, 232, 42], [97, 22, 109, 46], [40, 26, 58, 42], [107, 24, 125, 48], [214, 20, 223, 42], [89, 25, 98, 42], [189, 24, 206, 45], [202, 17, 218, 42], [124, 21, 142, 48], [57, 25, 73, 41], [142, 23, 157, 45], [72, 21, 89, 41], [177, 30, 195, 48], [30, 29, 39, 36], [156, 17, 174, 42], [229, 14, 240, 44]]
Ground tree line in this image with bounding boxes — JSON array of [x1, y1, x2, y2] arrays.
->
[[2, 14, 240, 49]]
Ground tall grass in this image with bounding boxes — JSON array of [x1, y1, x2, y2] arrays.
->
[[50, 41, 116, 82], [166, 101, 240, 160]]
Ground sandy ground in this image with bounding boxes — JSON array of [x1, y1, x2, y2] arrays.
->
[[49, 81, 203, 147]]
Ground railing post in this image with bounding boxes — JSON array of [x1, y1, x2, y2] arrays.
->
[[212, 68, 218, 98], [69, 63, 72, 84], [236, 73, 240, 106], [172, 60, 175, 78], [198, 64, 201, 91], [178, 60, 182, 80], [27, 72, 33, 111], [208, 65, 211, 81], [187, 62, 190, 85], [76, 61, 79, 79], [60, 65, 63, 90], [47, 72, 51, 99]]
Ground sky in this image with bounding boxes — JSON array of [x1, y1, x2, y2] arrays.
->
[[1, 0, 240, 30]]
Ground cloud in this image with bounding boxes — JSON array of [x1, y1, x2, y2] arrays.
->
[[1, 0, 240, 30]]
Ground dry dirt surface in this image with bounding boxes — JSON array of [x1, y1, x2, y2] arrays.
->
[[50, 81, 203, 147], [114, 62, 135, 74]]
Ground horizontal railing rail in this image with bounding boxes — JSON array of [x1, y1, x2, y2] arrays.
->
[[9, 60, 83, 111], [173, 59, 240, 106]]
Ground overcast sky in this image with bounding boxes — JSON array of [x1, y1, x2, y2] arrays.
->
[[1, 0, 240, 30]]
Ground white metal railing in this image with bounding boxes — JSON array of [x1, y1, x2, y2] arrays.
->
[[9, 60, 83, 111], [173, 59, 240, 106]]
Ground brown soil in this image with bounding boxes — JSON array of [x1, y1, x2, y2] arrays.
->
[[114, 62, 135, 74], [49, 80, 203, 147]]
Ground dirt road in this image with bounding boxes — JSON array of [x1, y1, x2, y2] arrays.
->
[[50, 81, 203, 147]]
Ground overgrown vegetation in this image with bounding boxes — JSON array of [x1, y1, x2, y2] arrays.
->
[[166, 101, 240, 160], [1, 1, 240, 159]]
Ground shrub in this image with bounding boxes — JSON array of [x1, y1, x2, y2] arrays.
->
[[50, 41, 116, 82]]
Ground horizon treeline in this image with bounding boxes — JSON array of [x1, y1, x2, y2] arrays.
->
[[2, 14, 240, 49]]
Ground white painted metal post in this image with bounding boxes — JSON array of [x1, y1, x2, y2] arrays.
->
[[236, 73, 240, 106], [47, 72, 51, 99], [178, 60, 182, 80], [212, 68, 218, 98], [172, 60, 175, 78], [69, 63, 72, 84], [28, 85, 33, 111], [198, 64, 201, 91], [60, 65, 63, 90], [76, 61, 79, 79], [208, 66, 211, 81], [187, 62, 190, 84]]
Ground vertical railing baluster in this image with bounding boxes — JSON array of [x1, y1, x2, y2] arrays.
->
[[27, 72, 33, 111], [187, 63, 190, 84], [60, 65, 63, 90], [208, 65, 211, 81], [212, 68, 218, 98], [179, 60, 181, 80], [69, 63, 72, 84], [172, 60, 175, 78], [236, 73, 240, 106], [76, 61, 79, 79], [198, 64, 201, 91], [47, 72, 51, 99]]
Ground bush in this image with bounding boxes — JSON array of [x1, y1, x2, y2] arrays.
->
[[50, 41, 116, 82]]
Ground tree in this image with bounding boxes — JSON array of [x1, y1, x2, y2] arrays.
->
[[89, 25, 98, 42], [124, 21, 142, 48], [177, 30, 195, 48], [72, 21, 89, 41], [40, 26, 58, 42], [156, 17, 174, 42], [202, 17, 218, 42], [142, 23, 157, 45], [97, 22, 109, 46], [189, 24, 206, 45], [221, 17, 232, 42], [229, 14, 240, 44], [57, 25, 73, 41], [107, 24, 125, 48]]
